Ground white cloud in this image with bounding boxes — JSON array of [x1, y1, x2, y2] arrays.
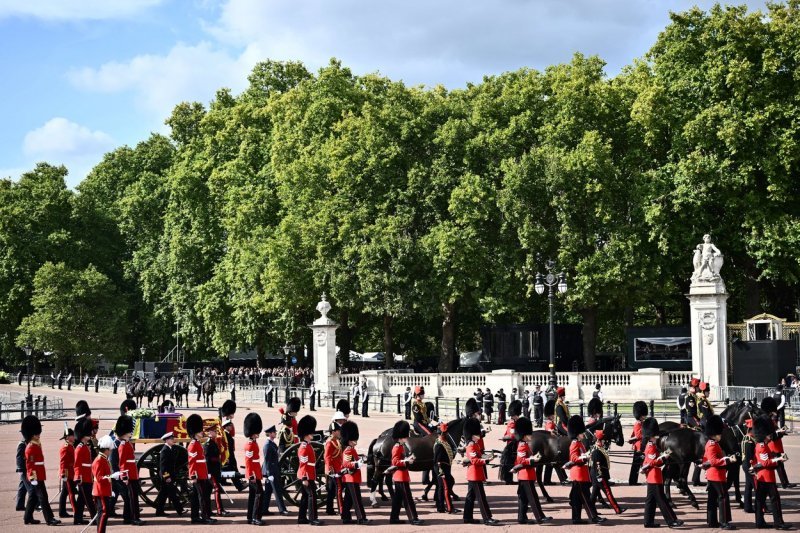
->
[[0, 0, 163, 20]]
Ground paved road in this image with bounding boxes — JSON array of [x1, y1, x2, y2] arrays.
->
[[1, 383, 797, 531]]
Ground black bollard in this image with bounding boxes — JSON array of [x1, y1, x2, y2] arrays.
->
[[579, 402, 585, 418], [649, 400, 655, 418], [397, 394, 401, 414], [380, 394, 384, 413], [301, 388, 305, 406], [332, 391, 336, 409], [613, 402, 618, 417]]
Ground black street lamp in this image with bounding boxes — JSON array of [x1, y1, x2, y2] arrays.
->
[[23, 345, 33, 414], [140, 344, 146, 363], [535, 259, 568, 388]]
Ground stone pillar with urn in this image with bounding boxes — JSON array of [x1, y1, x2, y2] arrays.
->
[[310, 293, 339, 394], [687, 234, 729, 388]]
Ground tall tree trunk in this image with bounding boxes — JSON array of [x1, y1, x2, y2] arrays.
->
[[581, 307, 598, 371], [337, 309, 352, 371], [654, 304, 667, 325], [624, 305, 634, 328], [255, 333, 266, 368], [383, 313, 394, 369], [440, 301, 456, 372]]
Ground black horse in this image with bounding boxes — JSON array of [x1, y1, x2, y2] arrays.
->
[[366, 417, 465, 507]]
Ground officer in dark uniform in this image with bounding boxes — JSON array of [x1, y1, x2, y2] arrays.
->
[[474, 389, 484, 420], [66, 372, 72, 390], [412, 387, 434, 435], [433, 422, 457, 514], [496, 389, 507, 425], [16, 434, 37, 511], [154, 432, 184, 516], [50, 372, 56, 388], [676, 387, 687, 424], [741, 419, 756, 513], [204, 425, 230, 517], [685, 384, 700, 428], [554, 388, 571, 434]]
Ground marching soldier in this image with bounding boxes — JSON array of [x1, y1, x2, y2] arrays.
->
[[243, 413, 265, 525], [324, 420, 344, 516], [73, 417, 97, 525], [260, 424, 288, 516], [22, 415, 60, 525], [628, 400, 648, 486], [205, 425, 231, 517], [433, 422, 457, 514], [187, 414, 214, 524], [93, 435, 120, 533], [389, 421, 422, 525], [411, 386, 435, 435], [279, 397, 301, 453], [115, 414, 144, 525], [702, 415, 736, 530], [761, 396, 795, 488], [640, 417, 682, 528], [297, 415, 321, 525], [340, 421, 369, 524], [590, 429, 625, 514], [566, 415, 604, 524], [58, 426, 77, 519], [751, 416, 791, 530], [462, 417, 498, 525], [554, 387, 570, 434], [154, 431, 184, 517], [741, 419, 756, 513], [220, 400, 245, 491], [513, 416, 550, 524], [17, 429, 37, 512], [499, 399, 522, 484]]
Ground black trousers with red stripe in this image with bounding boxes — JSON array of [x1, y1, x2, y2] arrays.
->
[[707, 480, 732, 526], [94, 496, 111, 533], [644, 483, 678, 526], [59, 477, 77, 516], [210, 476, 227, 515], [464, 480, 492, 522], [755, 481, 785, 527], [390, 481, 418, 522], [326, 476, 342, 514], [75, 481, 97, 521], [341, 482, 367, 522], [518, 480, 545, 522], [127, 479, 142, 521], [434, 467, 455, 513], [569, 481, 598, 521], [299, 480, 318, 522], [591, 475, 622, 513]]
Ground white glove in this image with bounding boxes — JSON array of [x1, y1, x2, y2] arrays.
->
[[31, 480, 38, 486], [354, 460, 362, 469], [110, 472, 122, 480], [112, 492, 116, 498], [267, 475, 274, 482]]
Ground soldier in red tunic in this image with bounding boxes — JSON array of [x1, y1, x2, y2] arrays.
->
[[702, 415, 736, 529], [115, 414, 144, 525], [499, 400, 522, 484], [566, 415, 604, 524], [297, 415, 321, 525], [324, 420, 343, 516], [93, 436, 119, 533], [74, 417, 97, 524], [340, 421, 369, 524], [58, 425, 77, 519], [462, 417, 499, 525], [640, 417, 682, 528], [761, 397, 795, 488], [186, 414, 214, 524], [513, 417, 550, 524], [22, 415, 60, 525], [243, 412, 264, 525], [389, 420, 421, 525], [628, 400, 648, 486], [751, 416, 792, 530]]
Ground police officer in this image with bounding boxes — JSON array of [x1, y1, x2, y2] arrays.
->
[[403, 387, 412, 420], [522, 389, 532, 420], [773, 384, 787, 427], [309, 381, 316, 411], [360, 381, 370, 418], [57, 370, 63, 390], [112, 376, 119, 395], [66, 372, 72, 391]]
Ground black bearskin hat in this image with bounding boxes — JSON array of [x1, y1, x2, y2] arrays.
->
[[567, 415, 585, 439], [115, 415, 135, 437], [544, 399, 556, 417], [392, 420, 410, 440], [297, 415, 317, 439], [158, 399, 174, 413], [642, 417, 660, 439], [515, 417, 533, 437], [60, 427, 75, 440], [508, 400, 523, 417], [286, 397, 301, 415], [753, 415, 773, 443], [186, 414, 204, 436], [21, 415, 42, 441], [243, 412, 263, 437], [587, 398, 603, 416], [465, 398, 480, 418], [633, 401, 648, 420], [761, 397, 778, 414], [340, 421, 359, 443], [336, 399, 351, 416], [119, 399, 137, 415], [705, 415, 724, 437], [219, 399, 237, 417], [463, 417, 482, 441], [75, 400, 91, 420], [74, 417, 93, 441]]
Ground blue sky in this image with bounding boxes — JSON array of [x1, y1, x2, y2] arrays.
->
[[0, 0, 769, 188]]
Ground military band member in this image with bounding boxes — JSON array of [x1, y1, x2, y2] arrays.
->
[[702, 415, 736, 530], [751, 416, 792, 530], [58, 426, 77, 519], [340, 421, 369, 524], [566, 415, 604, 524], [590, 429, 624, 514], [640, 417, 682, 528], [324, 420, 344, 516], [74, 417, 97, 524], [297, 415, 321, 525], [114, 414, 144, 525], [389, 421, 422, 525], [462, 417, 498, 525], [628, 400, 648, 486], [512, 417, 550, 524], [260, 424, 287, 516], [93, 436, 120, 533], [762, 396, 795, 488], [279, 397, 301, 453], [22, 415, 60, 525], [187, 414, 214, 524], [154, 432, 184, 517], [433, 423, 457, 514], [243, 413, 265, 525], [741, 418, 756, 513]]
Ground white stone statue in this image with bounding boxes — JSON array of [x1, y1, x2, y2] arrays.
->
[[691, 234, 723, 282], [313, 293, 335, 325]]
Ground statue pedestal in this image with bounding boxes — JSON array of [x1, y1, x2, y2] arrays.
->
[[309, 294, 338, 394], [688, 278, 729, 388]]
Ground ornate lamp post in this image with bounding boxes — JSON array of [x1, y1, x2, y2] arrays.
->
[[535, 260, 568, 387], [23, 345, 33, 414], [140, 344, 146, 363], [283, 343, 293, 399]]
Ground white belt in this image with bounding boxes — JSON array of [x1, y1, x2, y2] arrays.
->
[[125, 460, 136, 463], [82, 463, 92, 467], [196, 460, 206, 463], [34, 462, 45, 466], [250, 460, 261, 463]]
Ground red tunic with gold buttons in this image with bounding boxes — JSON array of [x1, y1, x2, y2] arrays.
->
[[342, 445, 361, 484], [25, 441, 46, 481], [702, 439, 727, 483], [643, 441, 664, 484], [503, 419, 516, 440], [74, 442, 93, 482], [544, 419, 556, 432], [631, 420, 643, 452], [187, 439, 209, 480], [297, 441, 316, 481], [569, 440, 590, 482], [59, 442, 75, 478], [324, 438, 343, 476], [391, 443, 411, 482], [755, 442, 778, 484], [244, 438, 262, 481], [466, 441, 486, 482], [515, 441, 537, 481], [117, 440, 138, 480], [92, 453, 112, 497]]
